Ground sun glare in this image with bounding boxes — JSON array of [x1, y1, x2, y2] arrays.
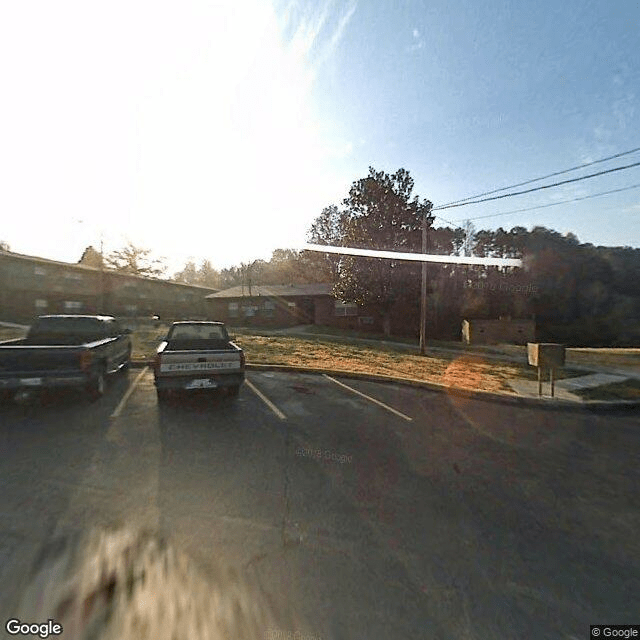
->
[[0, 0, 354, 272]]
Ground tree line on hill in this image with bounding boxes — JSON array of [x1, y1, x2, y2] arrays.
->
[[67, 166, 640, 346], [304, 167, 640, 346]]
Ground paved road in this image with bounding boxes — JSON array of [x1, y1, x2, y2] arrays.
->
[[1, 370, 638, 639]]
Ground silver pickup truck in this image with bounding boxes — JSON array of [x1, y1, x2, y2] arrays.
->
[[153, 321, 245, 401]]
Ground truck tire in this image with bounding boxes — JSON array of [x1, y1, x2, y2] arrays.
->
[[87, 366, 106, 402]]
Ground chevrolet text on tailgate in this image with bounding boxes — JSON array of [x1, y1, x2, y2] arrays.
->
[[0, 315, 132, 403], [153, 321, 245, 401]]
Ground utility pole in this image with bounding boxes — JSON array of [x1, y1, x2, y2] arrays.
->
[[99, 235, 105, 314], [419, 205, 431, 355]]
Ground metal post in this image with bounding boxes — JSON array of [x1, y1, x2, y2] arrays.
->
[[419, 212, 428, 355], [537, 366, 542, 397], [99, 236, 105, 314]]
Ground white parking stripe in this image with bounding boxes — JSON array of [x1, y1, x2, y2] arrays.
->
[[245, 378, 287, 420], [322, 374, 413, 422], [110, 367, 148, 419]]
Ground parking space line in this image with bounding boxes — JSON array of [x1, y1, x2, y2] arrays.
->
[[245, 378, 287, 420], [322, 374, 413, 422], [110, 367, 148, 419]]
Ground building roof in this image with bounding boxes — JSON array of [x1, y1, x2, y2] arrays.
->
[[207, 283, 333, 299], [0, 249, 218, 292], [171, 320, 225, 325]]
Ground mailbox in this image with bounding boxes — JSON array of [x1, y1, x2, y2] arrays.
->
[[527, 343, 566, 368], [527, 343, 566, 398]]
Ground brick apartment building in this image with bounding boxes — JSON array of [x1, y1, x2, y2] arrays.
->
[[0, 249, 218, 323], [206, 284, 380, 330]]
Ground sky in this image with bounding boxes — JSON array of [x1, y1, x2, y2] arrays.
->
[[1, 0, 639, 274]]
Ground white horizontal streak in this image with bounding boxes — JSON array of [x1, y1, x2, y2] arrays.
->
[[303, 244, 522, 267]]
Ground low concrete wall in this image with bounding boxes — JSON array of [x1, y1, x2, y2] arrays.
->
[[463, 318, 535, 345]]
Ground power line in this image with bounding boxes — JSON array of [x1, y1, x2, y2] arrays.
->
[[449, 182, 640, 223], [432, 160, 640, 211], [437, 145, 640, 208]]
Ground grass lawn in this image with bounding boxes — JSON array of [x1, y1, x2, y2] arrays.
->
[[129, 324, 170, 359], [266, 325, 640, 372], [565, 347, 640, 370], [295, 324, 418, 345], [574, 378, 640, 401]]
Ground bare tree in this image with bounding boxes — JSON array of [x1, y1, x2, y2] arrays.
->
[[105, 242, 167, 278]]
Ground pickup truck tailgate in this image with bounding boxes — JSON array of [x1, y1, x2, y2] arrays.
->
[[158, 350, 242, 375], [0, 346, 81, 375]]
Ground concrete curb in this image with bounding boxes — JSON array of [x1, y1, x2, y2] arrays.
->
[[130, 360, 640, 412]]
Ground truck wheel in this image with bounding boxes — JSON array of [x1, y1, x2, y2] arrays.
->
[[87, 366, 106, 402]]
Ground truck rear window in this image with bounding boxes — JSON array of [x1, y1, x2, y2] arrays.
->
[[28, 318, 108, 338], [169, 325, 228, 340]]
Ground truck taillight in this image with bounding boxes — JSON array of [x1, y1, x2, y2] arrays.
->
[[79, 350, 92, 372]]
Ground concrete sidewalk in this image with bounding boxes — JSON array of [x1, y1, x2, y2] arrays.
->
[[507, 372, 632, 401]]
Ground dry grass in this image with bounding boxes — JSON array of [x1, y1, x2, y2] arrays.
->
[[453, 343, 640, 370], [244, 325, 640, 372], [128, 324, 170, 359], [233, 334, 580, 394], [566, 347, 640, 369], [574, 378, 640, 401]]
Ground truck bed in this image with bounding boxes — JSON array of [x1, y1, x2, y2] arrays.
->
[[0, 337, 115, 375]]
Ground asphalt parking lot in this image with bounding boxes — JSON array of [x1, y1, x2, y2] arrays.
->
[[1, 368, 639, 639]]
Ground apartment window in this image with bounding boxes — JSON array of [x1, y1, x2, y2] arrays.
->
[[64, 272, 83, 281], [358, 316, 374, 325], [287, 302, 296, 308], [63, 301, 83, 311], [243, 305, 256, 317], [35, 299, 48, 310], [334, 301, 358, 316], [124, 304, 137, 315], [34, 266, 47, 276], [262, 300, 276, 317], [228, 302, 239, 317]]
